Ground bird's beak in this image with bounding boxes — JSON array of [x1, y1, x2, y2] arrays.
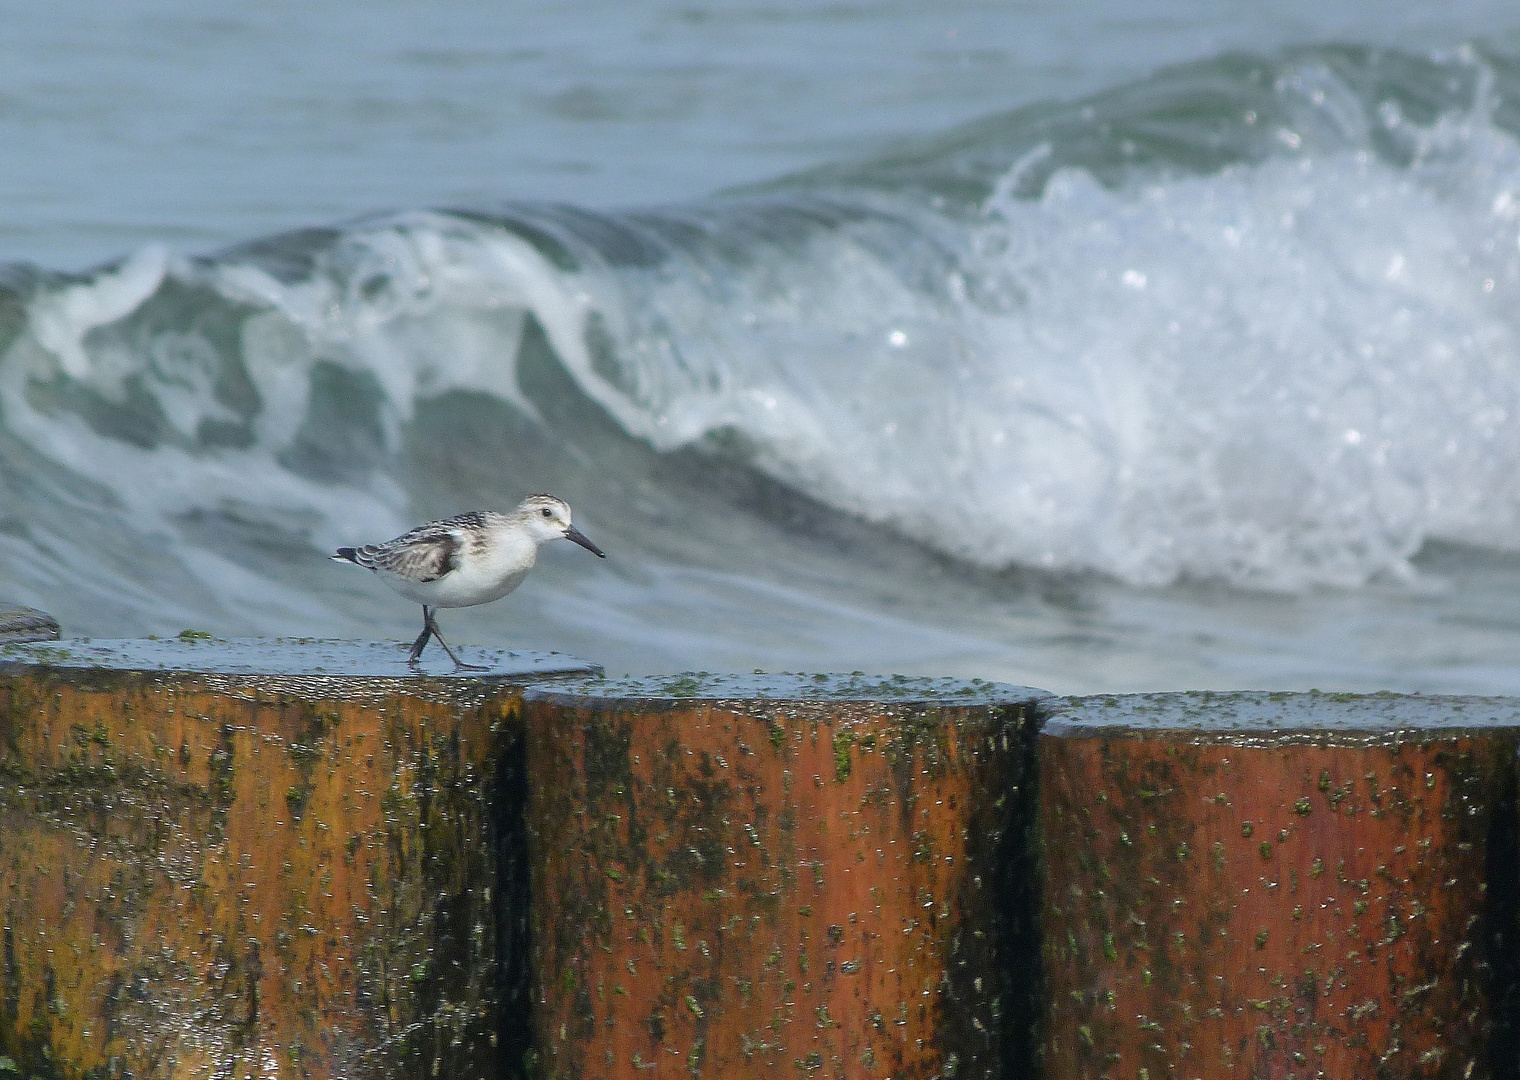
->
[[564, 525, 605, 558]]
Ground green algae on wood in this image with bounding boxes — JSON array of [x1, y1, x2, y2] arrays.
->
[[523, 673, 1048, 1080], [1040, 691, 1520, 1080], [0, 637, 598, 1079]]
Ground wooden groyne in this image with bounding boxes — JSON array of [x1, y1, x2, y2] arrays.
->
[[0, 637, 598, 1079], [521, 674, 1043, 1080], [3, 631, 1520, 1079], [1041, 692, 1520, 1080]]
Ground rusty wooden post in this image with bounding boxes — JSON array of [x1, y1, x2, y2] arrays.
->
[[522, 673, 1047, 1080], [1040, 691, 1520, 1080], [0, 636, 597, 1079]]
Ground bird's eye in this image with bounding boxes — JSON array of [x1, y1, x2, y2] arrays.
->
[[541, 508, 553, 517]]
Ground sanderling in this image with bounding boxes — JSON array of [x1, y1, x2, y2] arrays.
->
[[331, 494, 605, 670]]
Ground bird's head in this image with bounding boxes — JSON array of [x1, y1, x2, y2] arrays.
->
[[518, 494, 605, 557]]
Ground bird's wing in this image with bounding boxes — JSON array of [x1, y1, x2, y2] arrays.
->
[[360, 523, 462, 582]]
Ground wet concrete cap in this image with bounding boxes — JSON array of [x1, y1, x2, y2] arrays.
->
[[1047, 689, 1520, 743], [0, 603, 59, 644], [523, 670, 1048, 706], [0, 636, 600, 679]]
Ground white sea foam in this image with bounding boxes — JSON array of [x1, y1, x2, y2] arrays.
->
[[549, 119, 1520, 588], [27, 245, 170, 380], [4, 58, 1520, 603]]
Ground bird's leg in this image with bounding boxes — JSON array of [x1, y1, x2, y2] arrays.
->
[[426, 609, 489, 672], [407, 606, 435, 666]]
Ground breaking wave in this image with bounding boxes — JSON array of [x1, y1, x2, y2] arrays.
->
[[5, 42, 1520, 639]]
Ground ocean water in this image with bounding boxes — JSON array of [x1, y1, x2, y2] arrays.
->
[[4, 1, 1520, 693]]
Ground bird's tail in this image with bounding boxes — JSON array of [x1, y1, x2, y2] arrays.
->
[[331, 547, 360, 564]]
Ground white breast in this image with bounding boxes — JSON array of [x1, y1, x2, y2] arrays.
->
[[381, 526, 538, 609]]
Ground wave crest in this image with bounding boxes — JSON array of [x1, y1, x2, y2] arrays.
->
[[3, 43, 1520, 597]]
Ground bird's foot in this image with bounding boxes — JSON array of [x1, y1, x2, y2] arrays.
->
[[452, 660, 491, 672]]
